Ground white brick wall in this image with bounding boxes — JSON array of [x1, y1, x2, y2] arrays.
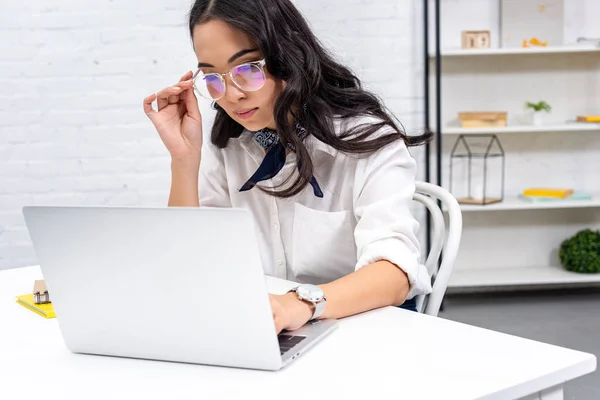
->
[[0, 0, 426, 270]]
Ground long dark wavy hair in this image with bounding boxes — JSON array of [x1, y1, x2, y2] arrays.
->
[[188, 0, 432, 198]]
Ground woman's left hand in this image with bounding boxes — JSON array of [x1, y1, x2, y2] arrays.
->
[[269, 293, 314, 334]]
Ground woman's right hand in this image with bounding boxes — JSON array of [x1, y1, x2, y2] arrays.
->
[[143, 71, 203, 162]]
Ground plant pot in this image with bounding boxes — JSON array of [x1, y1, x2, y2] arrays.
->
[[532, 112, 544, 126]]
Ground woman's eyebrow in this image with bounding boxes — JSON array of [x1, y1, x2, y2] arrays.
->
[[197, 48, 260, 68]]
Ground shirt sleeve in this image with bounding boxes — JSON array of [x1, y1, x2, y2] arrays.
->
[[198, 141, 232, 208], [352, 138, 432, 299]]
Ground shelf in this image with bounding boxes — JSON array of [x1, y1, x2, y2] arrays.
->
[[448, 265, 600, 289], [431, 44, 600, 57], [455, 194, 600, 212], [442, 123, 600, 135]]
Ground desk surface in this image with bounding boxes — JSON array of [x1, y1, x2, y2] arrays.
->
[[0, 266, 596, 400]]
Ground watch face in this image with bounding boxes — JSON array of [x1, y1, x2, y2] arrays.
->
[[296, 284, 324, 302]]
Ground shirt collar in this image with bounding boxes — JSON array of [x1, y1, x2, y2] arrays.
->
[[237, 130, 338, 158]]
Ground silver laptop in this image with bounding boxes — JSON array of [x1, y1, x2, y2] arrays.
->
[[22, 205, 338, 371]]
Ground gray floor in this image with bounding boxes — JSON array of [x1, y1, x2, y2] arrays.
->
[[439, 289, 600, 400]]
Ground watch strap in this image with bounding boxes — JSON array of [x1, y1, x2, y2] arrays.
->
[[311, 298, 326, 320]]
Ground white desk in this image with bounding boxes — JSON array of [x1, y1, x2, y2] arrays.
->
[[0, 266, 596, 400]]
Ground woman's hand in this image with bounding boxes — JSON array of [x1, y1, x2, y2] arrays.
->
[[269, 293, 314, 334], [143, 71, 203, 162]]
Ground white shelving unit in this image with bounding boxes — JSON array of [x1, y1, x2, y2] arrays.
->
[[449, 265, 600, 292], [456, 194, 600, 212], [442, 123, 600, 135], [433, 44, 600, 57], [429, 2, 600, 292]]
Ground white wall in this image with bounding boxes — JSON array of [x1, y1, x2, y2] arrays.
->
[[429, 0, 500, 50], [429, 0, 600, 51], [0, 0, 427, 269], [564, 0, 600, 44]]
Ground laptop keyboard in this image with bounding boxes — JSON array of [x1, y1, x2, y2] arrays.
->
[[278, 335, 306, 355]]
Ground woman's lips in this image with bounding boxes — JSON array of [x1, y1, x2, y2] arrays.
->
[[234, 108, 258, 119]]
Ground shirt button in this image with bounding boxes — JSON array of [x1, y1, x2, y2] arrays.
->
[[277, 259, 283, 266], [274, 223, 279, 229]]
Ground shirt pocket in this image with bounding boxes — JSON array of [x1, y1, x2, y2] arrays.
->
[[291, 203, 357, 284]]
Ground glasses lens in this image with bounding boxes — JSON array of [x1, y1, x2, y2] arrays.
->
[[231, 63, 265, 91], [194, 73, 225, 100]]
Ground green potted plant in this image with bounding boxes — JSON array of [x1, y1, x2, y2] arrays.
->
[[559, 229, 600, 274], [525, 100, 552, 126]]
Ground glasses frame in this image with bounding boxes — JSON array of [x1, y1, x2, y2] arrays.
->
[[192, 59, 267, 101]]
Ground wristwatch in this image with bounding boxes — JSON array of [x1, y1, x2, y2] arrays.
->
[[288, 284, 327, 320]]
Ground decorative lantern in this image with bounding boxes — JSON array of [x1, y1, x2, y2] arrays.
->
[[449, 134, 505, 205]]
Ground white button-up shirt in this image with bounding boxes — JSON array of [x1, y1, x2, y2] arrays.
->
[[198, 116, 432, 299]]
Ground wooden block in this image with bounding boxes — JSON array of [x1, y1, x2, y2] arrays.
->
[[461, 119, 507, 128], [462, 30, 491, 49], [457, 197, 503, 205], [477, 32, 491, 48], [459, 112, 507, 121], [462, 32, 479, 49], [459, 111, 507, 128]]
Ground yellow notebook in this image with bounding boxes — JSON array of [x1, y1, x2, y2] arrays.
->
[[16, 294, 56, 319], [577, 115, 600, 123], [523, 188, 573, 198]]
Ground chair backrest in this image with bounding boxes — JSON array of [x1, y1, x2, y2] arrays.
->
[[412, 181, 463, 317]]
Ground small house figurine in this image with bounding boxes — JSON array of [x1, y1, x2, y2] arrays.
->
[[33, 280, 50, 304], [462, 30, 491, 49]]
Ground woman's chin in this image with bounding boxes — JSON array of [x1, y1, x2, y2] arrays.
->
[[226, 110, 274, 132], [236, 119, 269, 132]]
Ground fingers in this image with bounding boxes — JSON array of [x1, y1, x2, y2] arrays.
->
[[269, 294, 277, 315], [157, 86, 182, 111], [274, 319, 285, 335], [143, 93, 157, 120], [144, 71, 196, 120], [177, 71, 202, 121], [180, 70, 193, 82], [157, 81, 194, 111], [269, 294, 286, 335], [182, 81, 202, 122], [177, 100, 187, 118]]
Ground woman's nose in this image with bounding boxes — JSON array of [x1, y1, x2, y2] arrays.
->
[[224, 74, 245, 103]]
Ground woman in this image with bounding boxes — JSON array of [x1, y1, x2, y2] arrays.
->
[[143, 0, 432, 334]]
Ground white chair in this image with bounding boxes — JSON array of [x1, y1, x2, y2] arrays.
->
[[412, 181, 463, 317]]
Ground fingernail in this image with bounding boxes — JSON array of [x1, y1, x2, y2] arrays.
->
[[172, 87, 181, 91]]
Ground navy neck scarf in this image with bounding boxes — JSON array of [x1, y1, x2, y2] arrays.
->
[[239, 121, 324, 198]]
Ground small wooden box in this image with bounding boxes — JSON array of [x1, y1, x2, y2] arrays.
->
[[462, 30, 491, 49], [458, 112, 507, 128]]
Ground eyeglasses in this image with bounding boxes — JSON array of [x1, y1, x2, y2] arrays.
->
[[192, 59, 267, 101]]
